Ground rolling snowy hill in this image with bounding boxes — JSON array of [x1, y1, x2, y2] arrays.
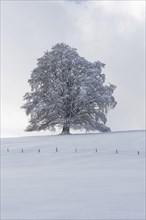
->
[[1, 130, 145, 219]]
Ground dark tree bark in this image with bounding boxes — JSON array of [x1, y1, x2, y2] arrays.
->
[[61, 125, 70, 134]]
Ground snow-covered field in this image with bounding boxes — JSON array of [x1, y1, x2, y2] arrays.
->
[[1, 130, 145, 220]]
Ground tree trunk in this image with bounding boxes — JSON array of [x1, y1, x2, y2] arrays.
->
[[61, 125, 70, 134]]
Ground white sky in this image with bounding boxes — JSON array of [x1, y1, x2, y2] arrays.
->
[[1, 0, 145, 137]]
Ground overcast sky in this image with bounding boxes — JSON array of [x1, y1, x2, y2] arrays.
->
[[1, 0, 145, 137]]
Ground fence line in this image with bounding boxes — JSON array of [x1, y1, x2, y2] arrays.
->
[[1, 146, 144, 156]]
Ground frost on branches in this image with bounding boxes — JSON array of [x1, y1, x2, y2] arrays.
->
[[22, 43, 117, 134]]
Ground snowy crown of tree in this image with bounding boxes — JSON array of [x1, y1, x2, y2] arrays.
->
[[22, 43, 117, 134]]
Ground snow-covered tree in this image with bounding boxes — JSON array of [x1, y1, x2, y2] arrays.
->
[[22, 43, 117, 134]]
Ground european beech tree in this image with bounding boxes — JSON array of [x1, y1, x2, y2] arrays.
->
[[22, 43, 117, 134]]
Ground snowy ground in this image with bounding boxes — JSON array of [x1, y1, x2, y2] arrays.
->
[[1, 130, 145, 220]]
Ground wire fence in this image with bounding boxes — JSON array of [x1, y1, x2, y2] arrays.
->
[[1, 146, 145, 156]]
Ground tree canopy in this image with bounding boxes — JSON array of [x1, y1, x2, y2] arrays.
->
[[22, 43, 117, 134]]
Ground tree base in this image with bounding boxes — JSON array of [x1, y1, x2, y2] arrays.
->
[[60, 132, 71, 135], [61, 126, 70, 135]]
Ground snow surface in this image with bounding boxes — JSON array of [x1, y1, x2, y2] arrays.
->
[[1, 130, 145, 219]]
